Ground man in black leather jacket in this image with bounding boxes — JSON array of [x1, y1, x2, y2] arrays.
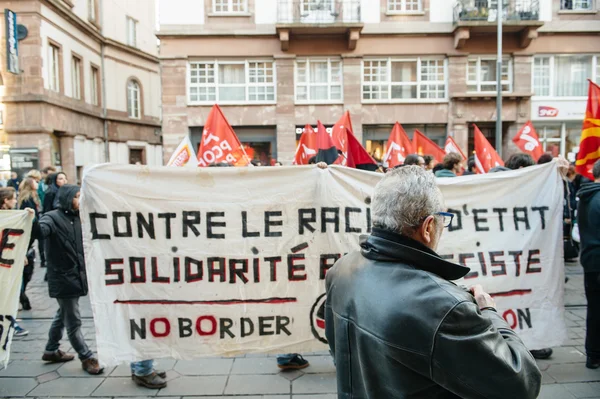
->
[[325, 166, 541, 399]]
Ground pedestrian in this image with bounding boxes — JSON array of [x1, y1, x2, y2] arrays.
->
[[461, 156, 477, 176], [43, 172, 67, 213], [131, 360, 168, 389], [38, 166, 57, 209], [325, 166, 541, 398], [7, 171, 21, 191], [397, 154, 424, 168], [505, 153, 535, 169], [576, 159, 600, 369], [434, 152, 462, 178], [39, 184, 103, 375], [17, 177, 41, 310], [422, 155, 435, 171], [0, 187, 31, 336]]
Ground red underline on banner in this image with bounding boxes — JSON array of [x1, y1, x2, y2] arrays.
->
[[489, 289, 532, 297], [114, 297, 298, 305]]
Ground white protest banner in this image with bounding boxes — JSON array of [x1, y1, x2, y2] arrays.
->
[[0, 211, 33, 368], [81, 162, 566, 365]]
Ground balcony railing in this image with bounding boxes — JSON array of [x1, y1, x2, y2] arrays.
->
[[277, 0, 361, 24], [453, 0, 540, 23]]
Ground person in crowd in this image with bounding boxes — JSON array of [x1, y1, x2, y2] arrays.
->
[[43, 172, 67, 213], [435, 153, 463, 178], [577, 159, 600, 369], [17, 177, 41, 310], [402, 154, 425, 168], [505, 153, 536, 170], [7, 171, 21, 191], [37, 167, 55, 269], [422, 155, 435, 171], [537, 153, 554, 165], [39, 185, 103, 375], [325, 166, 541, 398], [0, 187, 31, 337], [432, 163, 444, 174], [461, 156, 477, 176], [131, 360, 167, 389], [570, 162, 592, 193]]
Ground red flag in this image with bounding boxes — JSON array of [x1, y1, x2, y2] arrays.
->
[[316, 121, 339, 164], [512, 121, 544, 161], [331, 111, 353, 165], [412, 130, 446, 163], [383, 122, 414, 168], [474, 124, 504, 173], [576, 80, 600, 179], [444, 137, 466, 161], [197, 105, 250, 167], [293, 125, 317, 165], [346, 128, 378, 171]]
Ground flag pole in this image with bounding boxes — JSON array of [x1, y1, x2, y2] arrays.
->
[[495, 0, 503, 158]]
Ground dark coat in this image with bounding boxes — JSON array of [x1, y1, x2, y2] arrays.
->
[[578, 182, 600, 273], [39, 185, 87, 298], [19, 198, 40, 249], [43, 174, 59, 213], [325, 228, 542, 399]]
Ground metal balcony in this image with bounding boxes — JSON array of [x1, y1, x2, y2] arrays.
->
[[452, 0, 544, 49], [276, 0, 364, 51]]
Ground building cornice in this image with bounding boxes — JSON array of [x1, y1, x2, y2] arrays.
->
[[104, 39, 160, 64]]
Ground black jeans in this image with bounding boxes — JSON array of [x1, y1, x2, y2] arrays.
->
[[585, 272, 600, 359]]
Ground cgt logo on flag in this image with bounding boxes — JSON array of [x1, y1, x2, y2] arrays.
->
[[538, 106, 559, 118]]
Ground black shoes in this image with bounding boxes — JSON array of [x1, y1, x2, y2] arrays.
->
[[586, 356, 600, 369], [531, 348, 553, 360]]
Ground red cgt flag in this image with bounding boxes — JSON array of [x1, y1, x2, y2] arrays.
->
[[331, 111, 353, 166], [197, 105, 250, 167], [512, 121, 544, 161], [383, 122, 414, 168], [444, 136, 466, 161], [413, 130, 446, 163], [576, 80, 600, 179], [293, 125, 317, 165], [474, 124, 504, 173]]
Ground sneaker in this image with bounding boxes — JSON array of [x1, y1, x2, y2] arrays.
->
[[82, 357, 104, 375], [531, 348, 553, 360], [586, 356, 600, 369], [277, 354, 310, 370], [132, 372, 167, 389], [132, 370, 167, 379], [13, 327, 28, 337], [42, 350, 74, 363]]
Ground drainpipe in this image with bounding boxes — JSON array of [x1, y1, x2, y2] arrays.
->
[[100, 1, 109, 162]]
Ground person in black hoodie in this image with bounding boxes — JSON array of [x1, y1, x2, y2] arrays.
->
[[577, 159, 600, 370], [42, 172, 67, 213], [39, 185, 103, 375]]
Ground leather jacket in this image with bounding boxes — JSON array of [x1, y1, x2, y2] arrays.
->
[[325, 228, 541, 399]]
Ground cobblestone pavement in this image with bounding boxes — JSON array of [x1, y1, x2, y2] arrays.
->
[[1, 261, 598, 398]]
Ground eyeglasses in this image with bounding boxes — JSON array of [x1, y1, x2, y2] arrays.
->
[[434, 211, 454, 228]]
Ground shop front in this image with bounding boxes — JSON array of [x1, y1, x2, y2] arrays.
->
[[363, 124, 447, 163]]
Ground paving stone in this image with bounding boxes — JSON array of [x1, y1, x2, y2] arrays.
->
[[279, 369, 305, 381], [303, 356, 336, 374], [292, 395, 336, 399], [542, 370, 557, 384], [535, 347, 587, 366], [56, 358, 115, 377], [292, 373, 337, 394], [225, 374, 290, 395], [157, 375, 228, 396], [91, 377, 159, 397], [564, 382, 600, 398], [36, 370, 60, 383], [546, 363, 600, 383], [538, 384, 577, 399], [0, 360, 61, 377], [28, 376, 103, 396], [173, 358, 233, 376], [110, 359, 177, 377], [231, 357, 281, 374], [0, 377, 38, 396]]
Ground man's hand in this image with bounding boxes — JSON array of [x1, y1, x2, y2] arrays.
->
[[24, 257, 28, 266], [24, 208, 35, 216], [316, 162, 328, 169], [469, 285, 496, 310], [555, 156, 569, 178]]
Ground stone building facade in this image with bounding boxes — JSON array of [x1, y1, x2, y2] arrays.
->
[[0, 0, 162, 183], [158, 0, 600, 166]]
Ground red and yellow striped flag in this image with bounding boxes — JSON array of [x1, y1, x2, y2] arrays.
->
[[575, 80, 600, 179]]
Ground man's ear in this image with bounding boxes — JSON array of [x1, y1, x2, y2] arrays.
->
[[419, 215, 436, 244]]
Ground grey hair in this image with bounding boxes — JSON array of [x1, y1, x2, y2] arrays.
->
[[372, 166, 444, 235]]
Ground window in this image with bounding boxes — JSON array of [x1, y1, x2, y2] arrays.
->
[[560, 0, 593, 11], [533, 123, 585, 159], [533, 55, 599, 97], [88, 0, 96, 22], [387, 0, 422, 13], [91, 66, 100, 106], [467, 57, 512, 93], [129, 148, 145, 165], [126, 17, 137, 47], [213, 0, 247, 13], [188, 61, 275, 104], [362, 58, 446, 102], [127, 80, 141, 119], [296, 58, 342, 103], [48, 44, 61, 92], [71, 56, 82, 100]]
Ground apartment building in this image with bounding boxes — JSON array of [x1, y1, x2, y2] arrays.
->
[[0, 0, 162, 182], [158, 0, 600, 165]]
